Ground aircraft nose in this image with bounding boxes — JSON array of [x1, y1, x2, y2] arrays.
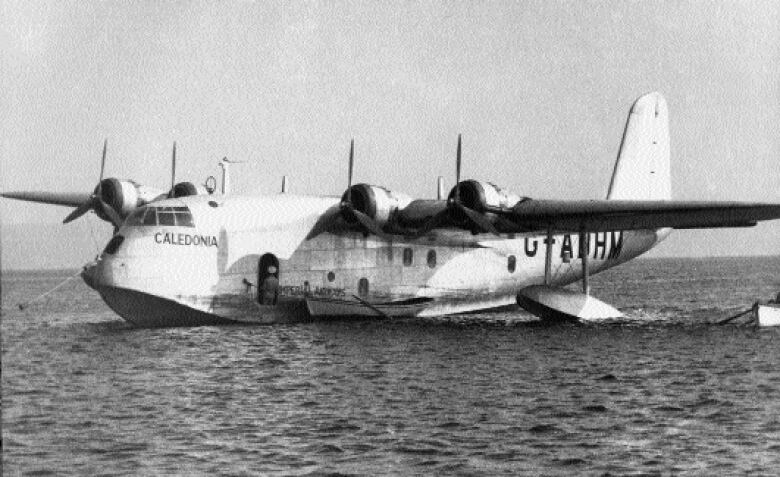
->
[[81, 261, 98, 290]]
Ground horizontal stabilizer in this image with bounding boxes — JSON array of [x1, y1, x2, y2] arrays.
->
[[517, 285, 623, 321], [1, 191, 90, 208]]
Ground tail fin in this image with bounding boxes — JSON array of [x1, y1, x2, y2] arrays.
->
[[607, 92, 671, 200]]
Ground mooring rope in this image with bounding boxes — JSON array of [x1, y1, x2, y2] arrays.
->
[[18, 269, 83, 311], [87, 217, 101, 256], [715, 305, 754, 325]]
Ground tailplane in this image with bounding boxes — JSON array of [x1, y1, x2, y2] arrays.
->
[[607, 92, 671, 200]]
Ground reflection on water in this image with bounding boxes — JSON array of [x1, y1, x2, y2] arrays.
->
[[2, 257, 780, 475]]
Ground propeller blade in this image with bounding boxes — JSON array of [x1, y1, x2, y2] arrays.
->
[[96, 198, 123, 228], [346, 139, 354, 205], [455, 134, 462, 203], [456, 202, 500, 235], [351, 208, 390, 240], [65, 140, 110, 224], [97, 139, 107, 197], [305, 204, 342, 240], [409, 134, 499, 237], [169, 141, 177, 198], [63, 198, 95, 224]]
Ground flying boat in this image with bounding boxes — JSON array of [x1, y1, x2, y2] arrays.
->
[[4, 92, 780, 327]]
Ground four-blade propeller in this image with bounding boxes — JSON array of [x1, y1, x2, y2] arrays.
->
[[61, 137, 499, 238], [339, 140, 389, 238], [411, 135, 499, 237], [168, 142, 177, 198], [63, 140, 122, 228]]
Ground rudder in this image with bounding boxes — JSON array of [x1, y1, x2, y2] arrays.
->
[[607, 92, 671, 200]]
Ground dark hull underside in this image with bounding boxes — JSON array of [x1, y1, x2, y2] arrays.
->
[[96, 286, 239, 328]]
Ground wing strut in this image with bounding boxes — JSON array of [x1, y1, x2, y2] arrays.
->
[[544, 227, 553, 285], [580, 228, 590, 295]]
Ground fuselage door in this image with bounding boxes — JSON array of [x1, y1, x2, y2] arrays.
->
[[258, 253, 280, 305]]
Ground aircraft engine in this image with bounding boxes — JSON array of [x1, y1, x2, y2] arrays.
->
[[96, 178, 140, 220], [341, 184, 412, 227], [94, 179, 165, 222], [171, 181, 208, 198], [448, 180, 523, 212]]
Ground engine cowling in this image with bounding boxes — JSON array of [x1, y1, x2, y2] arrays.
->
[[341, 184, 412, 228], [171, 181, 208, 198], [96, 178, 140, 220], [94, 179, 165, 222], [447, 180, 523, 212]]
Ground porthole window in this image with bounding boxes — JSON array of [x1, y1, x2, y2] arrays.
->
[[403, 248, 413, 266], [327, 271, 335, 282], [427, 250, 437, 268], [358, 278, 369, 297], [508, 255, 516, 273]]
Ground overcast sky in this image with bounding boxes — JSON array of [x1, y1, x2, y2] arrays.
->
[[1, 1, 778, 269]]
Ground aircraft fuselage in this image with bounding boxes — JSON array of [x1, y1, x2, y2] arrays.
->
[[83, 194, 668, 327]]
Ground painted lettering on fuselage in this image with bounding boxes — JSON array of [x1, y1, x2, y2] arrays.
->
[[154, 232, 219, 247], [278, 285, 345, 298], [524, 231, 623, 260]]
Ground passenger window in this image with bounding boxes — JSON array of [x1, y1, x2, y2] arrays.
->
[[508, 255, 516, 273], [403, 248, 413, 266], [427, 250, 437, 268], [358, 278, 369, 297]]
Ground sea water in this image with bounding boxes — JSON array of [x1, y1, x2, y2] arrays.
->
[[2, 256, 780, 475]]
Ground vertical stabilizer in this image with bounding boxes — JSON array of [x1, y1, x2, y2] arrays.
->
[[607, 92, 671, 200]]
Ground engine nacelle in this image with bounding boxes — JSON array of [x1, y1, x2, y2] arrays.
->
[[341, 184, 412, 227], [94, 179, 165, 222], [448, 180, 523, 212], [171, 181, 208, 198]]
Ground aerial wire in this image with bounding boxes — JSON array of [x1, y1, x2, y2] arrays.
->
[[87, 214, 101, 258]]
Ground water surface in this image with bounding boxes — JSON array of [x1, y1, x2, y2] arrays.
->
[[3, 257, 779, 475]]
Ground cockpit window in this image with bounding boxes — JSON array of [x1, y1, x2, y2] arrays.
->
[[142, 208, 157, 225], [174, 209, 194, 227], [157, 209, 175, 226], [127, 207, 145, 224], [126, 206, 195, 227]]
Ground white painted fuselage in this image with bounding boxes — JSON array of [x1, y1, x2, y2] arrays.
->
[[82, 193, 669, 327]]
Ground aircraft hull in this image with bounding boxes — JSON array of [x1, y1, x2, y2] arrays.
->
[[93, 285, 239, 328], [78, 193, 671, 327]]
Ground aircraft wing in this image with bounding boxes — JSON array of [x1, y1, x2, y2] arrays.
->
[[501, 199, 780, 233], [1, 191, 90, 207]]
